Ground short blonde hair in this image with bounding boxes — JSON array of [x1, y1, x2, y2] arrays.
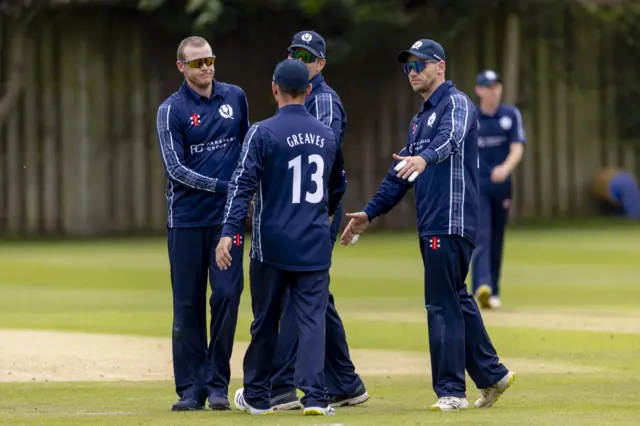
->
[[177, 36, 210, 61]]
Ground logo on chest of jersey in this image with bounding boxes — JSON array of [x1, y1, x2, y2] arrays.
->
[[427, 112, 437, 127], [219, 104, 234, 119], [190, 113, 201, 126], [189, 136, 237, 155], [411, 138, 430, 154], [412, 122, 418, 134], [499, 116, 512, 130]]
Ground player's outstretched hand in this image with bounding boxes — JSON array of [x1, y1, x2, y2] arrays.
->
[[216, 237, 233, 270], [393, 153, 425, 182], [340, 212, 370, 246]]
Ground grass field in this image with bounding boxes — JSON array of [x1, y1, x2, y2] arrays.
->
[[1, 225, 639, 425]]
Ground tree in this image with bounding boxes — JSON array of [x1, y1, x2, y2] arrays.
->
[[0, 0, 61, 128]]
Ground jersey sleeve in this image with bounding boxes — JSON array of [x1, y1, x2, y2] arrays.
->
[[310, 93, 345, 148], [419, 93, 473, 166], [221, 124, 264, 238], [156, 102, 224, 193], [327, 143, 347, 217], [507, 106, 526, 144]]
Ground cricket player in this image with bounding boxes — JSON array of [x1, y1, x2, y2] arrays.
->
[[216, 58, 346, 416], [156, 36, 249, 411], [341, 39, 515, 411], [471, 70, 525, 310], [269, 30, 368, 411]]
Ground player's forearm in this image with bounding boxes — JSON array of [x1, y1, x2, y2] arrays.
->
[[501, 143, 524, 173]]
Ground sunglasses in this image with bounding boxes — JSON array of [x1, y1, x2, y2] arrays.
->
[[181, 56, 216, 69], [288, 49, 316, 63], [403, 59, 438, 75]]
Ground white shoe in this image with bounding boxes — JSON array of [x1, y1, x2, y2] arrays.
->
[[489, 296, 502, 309], [475, 285, 492, 309], [475, 371, 516, 408], [429, 396, 469, 411], [234, 388, 274, 415], [303, 406, 336, 416]]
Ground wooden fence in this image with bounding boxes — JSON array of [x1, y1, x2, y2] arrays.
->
[[0, 5, 638, 236]]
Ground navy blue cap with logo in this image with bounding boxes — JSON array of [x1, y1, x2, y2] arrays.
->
[[475, 70, 502, 87], [288, 30, 326, 59], [273, 58, 310, 92], [397, 39, 446, 75]]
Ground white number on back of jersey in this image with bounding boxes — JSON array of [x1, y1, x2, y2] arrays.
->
[[288, 154, 325, 204]]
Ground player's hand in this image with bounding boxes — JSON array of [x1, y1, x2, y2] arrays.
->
[[392, 153, 426, 182], [491, 164, 510, 183], [215, 237, 233, 270], [340, 212, 370, 246]]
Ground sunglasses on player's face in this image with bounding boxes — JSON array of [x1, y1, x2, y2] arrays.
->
[[181, 56, 216, 69], [403, 59, 438, 75], [288, 49, 316, 64]]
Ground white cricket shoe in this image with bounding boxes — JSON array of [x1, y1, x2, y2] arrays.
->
[[303, 406, 336, 416], [429, 396, 469, 411], [475, 284, 492, 309], [475, 371, 516, 408], [234, 388, 273, 415], [489, 296, 502, 309]]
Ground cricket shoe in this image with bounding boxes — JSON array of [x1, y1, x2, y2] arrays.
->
[[475, 284, 492, 309], [489, 296, 502, 309], [429, 396, 469, 411], [171, 398, 204, 411], [329, 383, 369, 407], [233, 388, 274, 415], [208, 394, 231, 411], [270, 389, 303, 410], [303, 406, 336, 416], [475, 371, 516, 408]]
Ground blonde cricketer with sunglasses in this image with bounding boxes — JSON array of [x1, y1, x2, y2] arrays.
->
[[268, 30, 369, 411], [155, 36, 250, 412], [341, 39, 515, 411]]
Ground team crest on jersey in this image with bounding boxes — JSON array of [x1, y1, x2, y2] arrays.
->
[[499, 116, 512, 130], [190, 113, 201, 126], [219, 104, 234, 119], [427, 112, 436, 127], [412, 121, 418, 134]]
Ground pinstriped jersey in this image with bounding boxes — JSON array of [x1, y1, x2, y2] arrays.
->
[[363, 81, 480, 245], [221, 104, 347, 271], [156, 81, 250, 228], [477, 104, 526, 183], [305, 72, 347, 242]]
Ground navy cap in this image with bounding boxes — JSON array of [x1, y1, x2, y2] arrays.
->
[[273, 59, 310, 92], [288, 30, 326, 58], [476, 70, 502, 87], [397, 39, 446, 63]]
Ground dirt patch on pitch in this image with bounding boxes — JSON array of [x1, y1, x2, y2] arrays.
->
[[0, 329, 599, 383], [345, 309, 640, 334]]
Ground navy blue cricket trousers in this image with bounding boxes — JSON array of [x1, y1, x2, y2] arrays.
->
[[243, 259, 330, 410], [421, 235, 508, 397], [270, 208, 363, 398], [471, 180, 512, 296], [168, 225, 244, 403]]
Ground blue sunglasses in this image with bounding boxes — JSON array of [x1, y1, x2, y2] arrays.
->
[[403, 59, 438, 75]]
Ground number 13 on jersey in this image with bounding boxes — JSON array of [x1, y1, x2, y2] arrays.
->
[[288, 154, 324, 204]]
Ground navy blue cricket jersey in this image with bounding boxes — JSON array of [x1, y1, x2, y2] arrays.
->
[[306, 73, 347, 148], [156, 81, 250, 228], [221, 104, 347, 271], [477, 104, 526, 182], [363, 81, 480, 245]]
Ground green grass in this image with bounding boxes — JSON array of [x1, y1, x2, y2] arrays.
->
[[1, 226, 639, 424]]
